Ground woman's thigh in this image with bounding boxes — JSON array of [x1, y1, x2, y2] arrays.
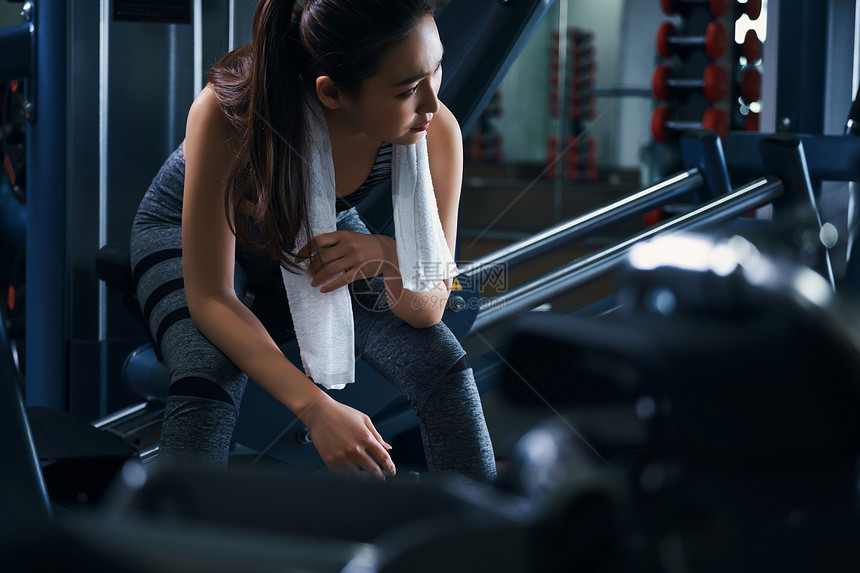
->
[[130, 215, 246, 399], [350, 276, 465, 409]]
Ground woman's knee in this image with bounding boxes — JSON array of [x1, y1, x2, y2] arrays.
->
[[161, 319, 249, 410], [421, 321, 470, 375]]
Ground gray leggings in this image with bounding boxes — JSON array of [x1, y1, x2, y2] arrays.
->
[[130, 201, 496, 482]]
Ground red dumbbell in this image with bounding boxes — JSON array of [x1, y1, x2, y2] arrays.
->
[[563, 150, 597, 166], [657, 21, 728, 61], [569, 29, 594, 43], [471, 132, 485, 163], [739, 67, 762, 103], [643, 209, 667, 226], [574, 60, 597, 74], [546, 135, 560, 165], [486, 132, 503, 163], [741, 0, 762, 20], [562, 136, 596, 153], [572, 44, 595, 59], [569, 104, 596, 120], [564, 164, 598, 182], [661, 0, 731, 17], [742, 29, 762, 62], [570, 73, 596, 89], [651, 107, 729, 142], [652, 64, 729, 103], [744, 111, 760, 132]]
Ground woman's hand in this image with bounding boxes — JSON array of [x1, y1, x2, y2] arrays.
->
[[296, 231, 396, 293], [300, 395, 396, 479]]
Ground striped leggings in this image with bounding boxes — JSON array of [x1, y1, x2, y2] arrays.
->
[[130, 197, 496, 481]]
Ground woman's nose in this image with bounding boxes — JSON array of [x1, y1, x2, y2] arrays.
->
[[419, 78, 440, 115]]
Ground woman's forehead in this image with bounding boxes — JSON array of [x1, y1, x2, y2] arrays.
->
[[373, 16, 443, 88]]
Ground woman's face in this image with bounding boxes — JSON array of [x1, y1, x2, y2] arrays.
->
[[340, 15, 444, 145]]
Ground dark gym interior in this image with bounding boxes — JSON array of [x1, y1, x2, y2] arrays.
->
[[3, 0, 860, 570]]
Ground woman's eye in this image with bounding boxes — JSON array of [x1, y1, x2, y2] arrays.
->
[[401, 85, 419, 98]]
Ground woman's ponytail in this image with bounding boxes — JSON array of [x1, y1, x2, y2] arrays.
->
[[232, 0, 311, 270]]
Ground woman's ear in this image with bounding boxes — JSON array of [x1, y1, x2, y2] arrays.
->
[[315, 76, 344, 109]]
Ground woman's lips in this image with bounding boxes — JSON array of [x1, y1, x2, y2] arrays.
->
[[411, 117, 432, 131]]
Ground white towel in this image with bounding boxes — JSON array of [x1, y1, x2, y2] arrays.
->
[[281, 98, 458, 390]]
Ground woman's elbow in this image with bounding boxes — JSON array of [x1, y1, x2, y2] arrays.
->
[[185, 285, 234, 321], [404, 314, 442, 329], [402, 303, 445, 329]]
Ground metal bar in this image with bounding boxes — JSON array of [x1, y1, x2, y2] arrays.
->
[[457, 169, 703, 281], [553, 0, 568, 224], [0, 298, 52, 520], [470, 177, 784, 334], [680, 130, 732, 202], [759, 134, 835, 288], [592, 86, 651, 98], [98, 0, 111, 415], [0, 23, 32, 82], [193, 0, 203, 94], [775, 0, 828, 134], [724, 132, 860, 181], [91, 401, 148, 429], [26, 0, 67, 409], [228, 0, 236, 52]]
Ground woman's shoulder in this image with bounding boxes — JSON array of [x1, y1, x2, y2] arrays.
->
[[188, 84, 227, 128], [426, 101, 462, 169], [185, 83, 235, 158], [427, 101, 461, 145]]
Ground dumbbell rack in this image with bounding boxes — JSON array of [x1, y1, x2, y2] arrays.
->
[[463, 91, 504, 164], [733, 2, 763, 132], [545, 28, 598, 182], [651, 0, 763, 146]]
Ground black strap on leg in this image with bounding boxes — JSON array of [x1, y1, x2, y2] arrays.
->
[[169, 377, 235, 407], [446, 354, 471, 375]]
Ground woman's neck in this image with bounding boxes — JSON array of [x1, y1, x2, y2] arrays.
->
[[322, 106, 380, 148]]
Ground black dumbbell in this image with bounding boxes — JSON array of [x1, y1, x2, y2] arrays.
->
[[651, 107, 729, 143], [657, 21, 728, 61], [652, 64, 729, 103]]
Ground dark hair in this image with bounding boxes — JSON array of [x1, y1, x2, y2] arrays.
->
[[207, 0, 435, 270]]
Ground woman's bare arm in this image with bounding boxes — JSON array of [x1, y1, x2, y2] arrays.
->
[[181, 85, 394, 477], [297, 101, 463, 329], [381, 100, 463, 327]]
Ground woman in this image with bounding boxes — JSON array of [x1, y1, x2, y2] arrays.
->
[[129, 0, 496, 481]]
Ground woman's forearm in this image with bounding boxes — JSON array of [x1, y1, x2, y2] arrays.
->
[[386, 277, 451, 328], [375, 235, 451, 328], [187, 290, 329, 416]]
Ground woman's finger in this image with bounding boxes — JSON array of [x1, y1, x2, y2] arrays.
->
[[356, 452, 385, 479], [311, 257, 353, 288], [294, 238, 319, 261], [316, 257, 387, 289], [308, 249, 346, 279], [365, 440, 396, 476], [318, 271, 355, 293], [323, 460, 344, 477], [366, 421, 388, 449], [296, 231, 345, 261]]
